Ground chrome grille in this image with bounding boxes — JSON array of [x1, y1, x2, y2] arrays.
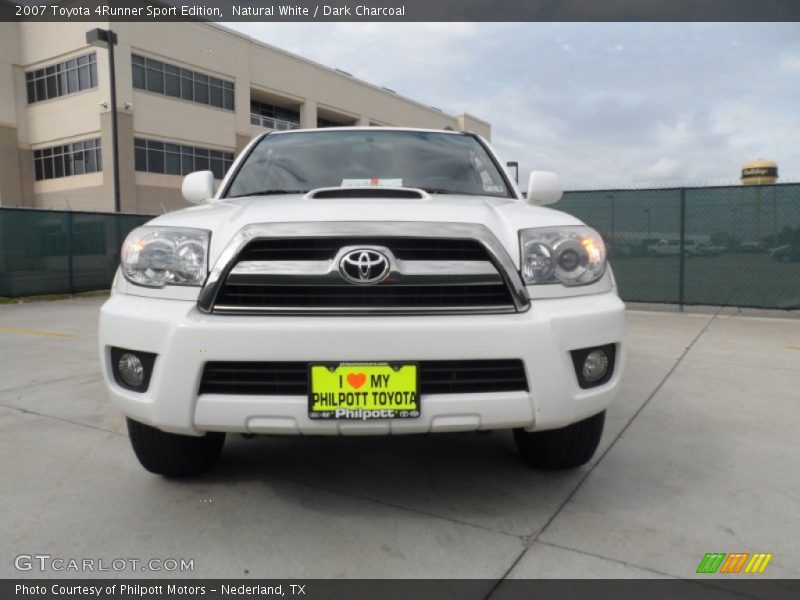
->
[[197, 222, 530, 315]]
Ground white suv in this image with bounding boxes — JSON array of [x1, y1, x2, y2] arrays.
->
[[99, 128, 626, 477]]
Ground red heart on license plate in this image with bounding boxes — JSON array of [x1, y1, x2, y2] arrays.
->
[[347, 372, 367, 389]]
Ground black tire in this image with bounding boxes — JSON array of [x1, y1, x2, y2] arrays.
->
[[127, 418, 225, 477], [513, 411, 605, 470]]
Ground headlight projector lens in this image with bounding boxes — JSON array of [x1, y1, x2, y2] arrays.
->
[[557, 248, 580, 271]]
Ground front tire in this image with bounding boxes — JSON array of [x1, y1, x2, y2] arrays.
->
[[513, 411, 605, 470], [127, 418, 225, 477]]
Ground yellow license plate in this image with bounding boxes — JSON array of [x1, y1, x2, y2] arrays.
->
[[308, 363, 420, 420]]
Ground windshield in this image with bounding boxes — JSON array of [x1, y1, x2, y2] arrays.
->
[[225, 130, 513, 199]]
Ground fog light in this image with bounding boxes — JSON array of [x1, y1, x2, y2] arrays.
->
[[582, 350, 609, 383], [110, 347, 156, 392], [118, 353, 144, 387]]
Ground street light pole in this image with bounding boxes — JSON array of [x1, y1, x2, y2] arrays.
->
[[86, 28, 120, 213]]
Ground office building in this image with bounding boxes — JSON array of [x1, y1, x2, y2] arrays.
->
[[0, 18, 491, 213]]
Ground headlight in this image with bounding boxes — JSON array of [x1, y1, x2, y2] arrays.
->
[[121, 227, 210, 287], [520, 226, 606, 286]]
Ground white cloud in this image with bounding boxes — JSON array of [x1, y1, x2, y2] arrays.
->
[[223, 22, 800, 187], [780, 53, 800, 73], [638, 158, 685, 182]]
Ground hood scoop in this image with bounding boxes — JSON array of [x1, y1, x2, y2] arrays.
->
[[304, 187, 429, 200]]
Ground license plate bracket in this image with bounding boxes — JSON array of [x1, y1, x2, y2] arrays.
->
[[308, 362, 420, 420]]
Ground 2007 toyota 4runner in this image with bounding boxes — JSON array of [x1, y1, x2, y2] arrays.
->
[[99, 128, 626, 476]]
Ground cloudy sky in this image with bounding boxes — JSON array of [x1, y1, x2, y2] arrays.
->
[[224, 22, 800, 189]]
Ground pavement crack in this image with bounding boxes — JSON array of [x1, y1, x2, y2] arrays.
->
[[535, 540, 676, 577], [0, 401, 127, 438], [485, 308, 723, 597], [263, 471, 525, 541], [0, 372, 102, 394]]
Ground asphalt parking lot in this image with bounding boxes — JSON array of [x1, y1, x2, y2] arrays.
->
[[1, 297, 798, 582]]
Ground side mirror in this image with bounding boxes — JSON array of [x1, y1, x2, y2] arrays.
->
[[181, 171, 215, 204], [526, 170, 563, 206]]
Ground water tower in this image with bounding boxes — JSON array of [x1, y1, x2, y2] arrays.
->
[[741, 159, 778, 185], [740, 159, 779, 241]]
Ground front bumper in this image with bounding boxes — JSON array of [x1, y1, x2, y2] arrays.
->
[[99, 291, 626, 436]]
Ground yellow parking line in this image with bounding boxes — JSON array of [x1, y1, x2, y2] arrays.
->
[[0, 326, 75, 339]]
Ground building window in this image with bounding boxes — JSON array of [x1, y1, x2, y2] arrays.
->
[[33, 138, 102, 181], [250, 100, 301, 130], [134, 138, 234, 180], [26, 52, 97, 104], [132, 54, 234, 111]]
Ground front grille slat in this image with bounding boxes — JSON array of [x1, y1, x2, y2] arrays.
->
[[216, 284, 513, 309], [236, 238, 490, 262], [199, 360, 528, 396], [212, 236, 517, 314]]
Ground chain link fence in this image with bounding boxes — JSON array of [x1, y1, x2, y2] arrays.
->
[[559, 183, 800, 309], [1, 183, 799, 308], [0, 208, 151, 297]]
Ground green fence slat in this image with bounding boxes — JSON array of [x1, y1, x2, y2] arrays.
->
[[0, 207, 153, 298]]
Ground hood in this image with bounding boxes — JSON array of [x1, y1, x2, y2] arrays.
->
[[147, 192, 584, 266]]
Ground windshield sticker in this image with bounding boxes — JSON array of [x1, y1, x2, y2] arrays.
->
[[341, 178, 403, 188], [483, 183, 505, 193]]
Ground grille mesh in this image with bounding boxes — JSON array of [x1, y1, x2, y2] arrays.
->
[[199, 360, 528, 396], [215, 283, 513, 309]]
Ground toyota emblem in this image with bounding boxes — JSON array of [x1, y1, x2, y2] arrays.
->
[[339, 248, 391, 284]]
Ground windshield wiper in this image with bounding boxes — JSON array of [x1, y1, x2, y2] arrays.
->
[[228, 189, 308, 198]]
